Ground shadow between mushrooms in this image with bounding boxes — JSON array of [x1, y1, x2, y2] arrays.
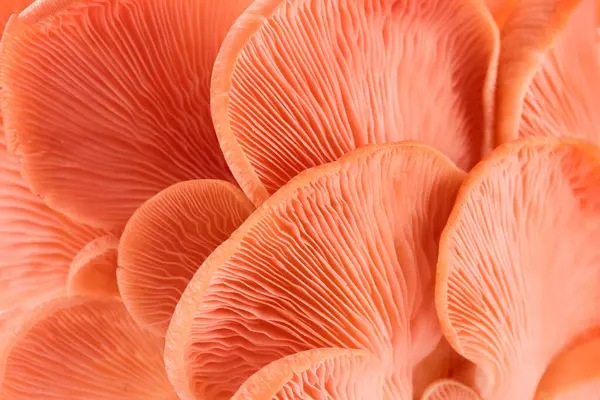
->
[[164, 142, 466, 400], [211, 0, 498, 205]]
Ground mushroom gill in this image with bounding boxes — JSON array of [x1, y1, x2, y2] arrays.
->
[[0, 0, 253, 231], [67, 234, 119, 297], [118, 179, 254, 337], [494, 0, 600, 144], [165, 142, 466, 400], [437, 138, 600, 399], [211, 0, 498, 205], [231, 349, 386, 399], [0, 296, 178, 400]]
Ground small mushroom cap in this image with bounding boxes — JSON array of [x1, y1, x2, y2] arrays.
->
[[211, 0, 498, 205], [118, 179, 254, 337], [0, 135, 105, 318], [0, 296, 178, 400], [421, 379, 481, 400], [0, 0, 253, 230], [437, 137, 600, 399], [165, 142, 466, 400], [494, 0, 599, 145], [231, 348, 385, 400], [67, 235, 119, 297]]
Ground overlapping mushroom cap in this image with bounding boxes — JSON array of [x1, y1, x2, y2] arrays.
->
[[0, 297, 178, 400], [231, 348, 386, 399], [165, 142, 466, 400], [421, 379, 482, 400], [437, 138, 600, 399], [0, 0, 253, 231], [1, 0, 599, 397], [211, 0, 498, 205], [0, 134, 106, 324], [118, 179, 254, 337], [495, 0, 600, 144]]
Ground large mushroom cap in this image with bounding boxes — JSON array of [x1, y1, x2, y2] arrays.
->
[[165, 142, 466, 400], [437, 137, 600, 399], [0, 0, 253, 230], [211, 0, 498, 205], [0, 296, 178, 400], [118, 179, 254, 337], [231, 348, 385, 399], [494, 0, 600, 145]]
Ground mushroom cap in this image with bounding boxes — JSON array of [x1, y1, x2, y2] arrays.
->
[[437, 137, 600, 399], [421, 379, 481, 400], [211, 0, 498, 205], [0, 296, 178, 400], [0, 0, 253, 230], [494, 0, 599, 145], [118, 179, 254, 337], [231, 348, 385, 399], [165, 142, 466, 400], [0, 135, 104, 318], [67, 234, 119, 297]]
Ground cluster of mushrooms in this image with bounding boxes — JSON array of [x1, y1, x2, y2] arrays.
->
[[0, 0, 598, 399]]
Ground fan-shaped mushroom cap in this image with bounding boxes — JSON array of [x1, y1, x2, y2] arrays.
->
[[421, 380, 481, 400], [231, 348, 385, 399], [535, 333, 600, 399], [165, 142, 466, 400], [0, 296, 178, 400], [118, 179, 254, 337], [436, 137, 600, 399], [0, 135, 104, 318], [211, 0, 498, 205], [0, 0, 253, 231], [67, 235, 119, 297], [494, 0, 599, 145]]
